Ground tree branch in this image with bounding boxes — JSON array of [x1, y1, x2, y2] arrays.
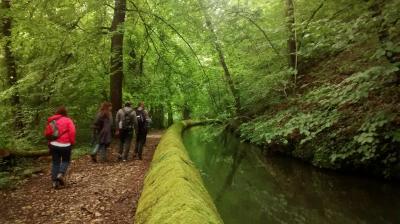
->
[[128, 1, 221, 111], [298, 1, 325, 51], [228, 11, 282, 57]]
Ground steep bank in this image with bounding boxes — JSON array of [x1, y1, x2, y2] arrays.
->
[[239, 39, 400, 179]]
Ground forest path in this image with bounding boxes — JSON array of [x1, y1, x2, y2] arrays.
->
[[0, 130, 164, 224]]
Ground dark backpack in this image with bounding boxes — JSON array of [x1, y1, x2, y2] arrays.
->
[[136, 109, 147, 133], [122, 108, 134, 130]]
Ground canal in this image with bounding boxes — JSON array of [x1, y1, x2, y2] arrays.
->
[[183, 127, 400, 224]]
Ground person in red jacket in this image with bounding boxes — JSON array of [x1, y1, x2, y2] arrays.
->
[[45, 106, 76, 189]]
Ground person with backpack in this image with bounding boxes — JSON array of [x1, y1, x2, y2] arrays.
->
[[91, 102, 113, 162], [115, 102, 137, 161], [135, 101, 150, 160], [44, 106, 76, 189]]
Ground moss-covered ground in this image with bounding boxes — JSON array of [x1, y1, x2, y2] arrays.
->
[[135, 122, 223, 224]]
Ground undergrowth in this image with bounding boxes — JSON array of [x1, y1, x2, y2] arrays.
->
[[0, 144, 91, 189], [240, 64, 400, 179]]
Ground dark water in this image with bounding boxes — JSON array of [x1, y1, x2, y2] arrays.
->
[[183, 127, 400, 224]]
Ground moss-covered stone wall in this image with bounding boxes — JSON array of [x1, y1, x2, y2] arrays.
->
[[134, 122, 223, 224]]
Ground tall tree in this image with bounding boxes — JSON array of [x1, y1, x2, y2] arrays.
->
[[1, 0, 22, 130], [167, 102, 173, 126], [110, 0, 126, 113], [199, 0, 241, 114], [285, 0, 298, 73]]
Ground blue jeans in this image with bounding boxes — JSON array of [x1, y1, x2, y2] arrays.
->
[[50, 145, 71, 181]]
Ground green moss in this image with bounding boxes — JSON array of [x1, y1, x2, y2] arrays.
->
[[71, 145, 90, 160], [135, 122, 223, 224]]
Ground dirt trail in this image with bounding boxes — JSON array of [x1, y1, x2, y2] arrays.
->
[[0, 131, 163, 224]]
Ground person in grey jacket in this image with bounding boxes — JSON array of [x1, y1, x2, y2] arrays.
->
[[115, 102, 137, 161]]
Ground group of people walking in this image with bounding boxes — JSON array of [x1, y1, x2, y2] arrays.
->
[[91, 101, 150, 162], [44, 101, 150, 189]]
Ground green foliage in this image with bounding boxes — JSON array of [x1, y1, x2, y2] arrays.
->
[[0, 158, 46, 189], [240, 63, 400, 178], [1, 0, 399, 179], [71, 145, 91, 160], [236, 0, 400, 179], [0, 172, 13, 189]]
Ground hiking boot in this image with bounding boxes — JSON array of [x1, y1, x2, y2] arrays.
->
[[90, 154, 97, 163], [52, 181, 59, 189], [57, 173, 65, 186]]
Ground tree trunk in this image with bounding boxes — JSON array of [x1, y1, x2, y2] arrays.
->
[[2, 0, 23, 130], [128, 48, 137, 74], [167, 102, 173, 127], [129, 48, 145, 76], [0, 149, 49, 158], [199, 0, 241, 114], [110, 0, 126, 114], [138, 54, 145, 76], [151, 105, 165, 129], [182, 103, 191, 120], [285, 0, 298, 72]]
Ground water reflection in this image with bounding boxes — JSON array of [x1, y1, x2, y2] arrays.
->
[[183, 127, 400, 224]]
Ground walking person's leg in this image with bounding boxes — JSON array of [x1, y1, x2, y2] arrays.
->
[[122, 130, 133, 161], [137, 134, 145, 160], [90, 130, 98, 162], [58, 146, 71, 186], [51, 146, 61, 188], [134, 134, 140, 158], [98, 144, 107, 162], [143, 129, 148, 145], [118, 130, 126, 160], [90, 144, 99, 162]]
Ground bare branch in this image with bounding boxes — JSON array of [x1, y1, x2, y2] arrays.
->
[[128, 0, 220, 110], [298, 0, 325, 51], [226, 10, 282, 58]]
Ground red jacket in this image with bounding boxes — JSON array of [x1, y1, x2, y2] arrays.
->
[[46, 115, 76, 145]]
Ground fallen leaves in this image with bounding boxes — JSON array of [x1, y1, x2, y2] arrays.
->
[[0, 131, 163, 224]]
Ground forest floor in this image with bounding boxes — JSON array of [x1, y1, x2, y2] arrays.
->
[[0, 130, 163, 224]]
